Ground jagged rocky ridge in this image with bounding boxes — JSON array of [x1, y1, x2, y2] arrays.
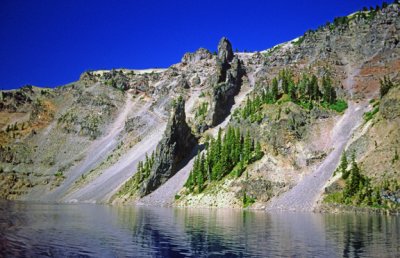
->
[[0, 3, 398, 211], [138, 97, 197, 197]]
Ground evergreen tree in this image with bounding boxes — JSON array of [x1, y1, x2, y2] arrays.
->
[[254, 141, 263, 160], [289, 82, 297, 101], [186, 171, 194, 192], [305, 75, 313, 99], [310, 75, 321, 102], [272, 77, 279, 101], [184, 127, 264, 194], [340, 152, 349, 179], [243, 191, 248, 206], [212, 161, 223, 180], [243, 131, 252, 162], [343, 153, 363, 201], [234, 127, 241, 162], [196, 166, 204, 193], [204, 155, 211, 182], [215, 128, 222, 161], [236, 156, 244, 177], [322, 75, 336, 104], [298, 74, 308, 97]]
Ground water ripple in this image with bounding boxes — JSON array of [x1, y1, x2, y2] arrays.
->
[[1, 201, 399, 257]]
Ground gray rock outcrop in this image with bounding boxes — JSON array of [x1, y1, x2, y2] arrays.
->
[[181, 48, 213, 64], [210, 55, 244, 125], [218, 37, 234, 66], [139, 97, 197, 197], [199, 38, 244, 128]]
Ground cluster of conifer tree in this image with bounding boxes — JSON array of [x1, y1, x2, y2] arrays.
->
[[234, 69, 342, 122], [133, 152, 155, 188], [185, 127, 263, 194], [117, 152, 156, 197], [339, 153, 379, 205], [318, 1, 393, 33], [329, 152, 399, 208]]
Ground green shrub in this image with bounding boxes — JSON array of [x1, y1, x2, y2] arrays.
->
[[363, 106, 379, 122], [298, 101, 313, 110], [328, 99, 348, 113], [54, 171, 64, 178], [243, 192, 256, 208], [324, 192, 343, 203]]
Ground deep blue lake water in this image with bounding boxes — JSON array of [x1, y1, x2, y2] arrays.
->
[[0, 201, 399, 257]]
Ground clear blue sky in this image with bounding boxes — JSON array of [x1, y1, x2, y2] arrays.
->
[[0, 0, 389, 90]]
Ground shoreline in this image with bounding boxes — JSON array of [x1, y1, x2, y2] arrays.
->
[[2, 198, 400, 216]]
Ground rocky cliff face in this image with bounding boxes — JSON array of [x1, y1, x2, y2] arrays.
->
[[194, 37, 245, 131], [181, 48, 213, 64], [138, 97, 197, 197], [210, 54, 245, 126], [0, 3, 399, 208]]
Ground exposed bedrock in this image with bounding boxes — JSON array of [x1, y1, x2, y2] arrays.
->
[[139, 97, 197, 197]]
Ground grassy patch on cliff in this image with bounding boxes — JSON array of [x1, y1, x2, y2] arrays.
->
[[322, 99, 348, 113]]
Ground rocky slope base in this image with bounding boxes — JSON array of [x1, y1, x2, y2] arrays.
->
[[0, 3, 399, 212]]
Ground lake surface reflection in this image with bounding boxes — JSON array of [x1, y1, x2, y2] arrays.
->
[[0, 201, 399, 257]]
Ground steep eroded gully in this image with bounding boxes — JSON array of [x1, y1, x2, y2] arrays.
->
[[138, 70, 256, 206], [39, 92, 166, 203], [29, 92, 135, 201], [267, 42, 389, 212], [266, 102, 368, 212]]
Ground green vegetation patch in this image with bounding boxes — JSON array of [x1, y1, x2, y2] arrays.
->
[[242, 192, 256, 208], [184, 127, 263, 194], [322, 99, 348, 113], [117, 152, 155, 197], [54, 171, 64, 178], [195, 102, 209, 121], [325, 152, 400, 210], [233, 69, 347, 124], [363, 106, 379, 122]]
